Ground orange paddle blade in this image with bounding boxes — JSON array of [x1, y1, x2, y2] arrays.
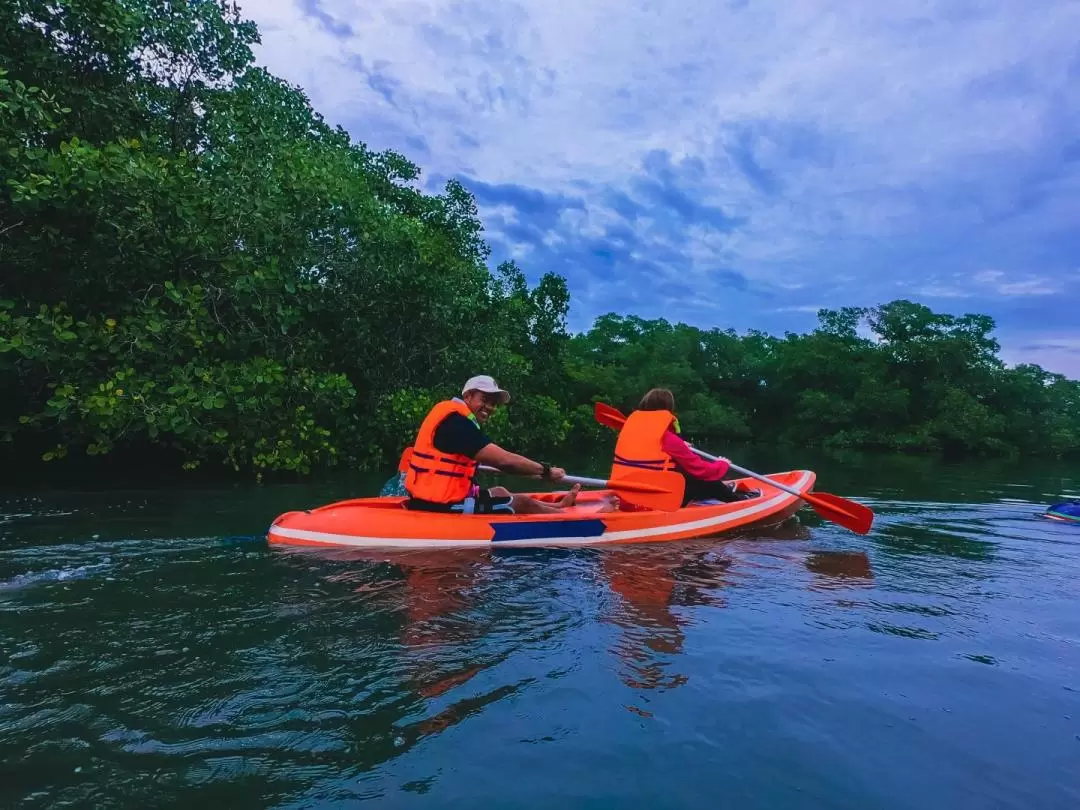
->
[[594, 402, 627, 430], [601, 479, 674, 495], [803, 491, 874, 535], [609, 469, 685, 512]]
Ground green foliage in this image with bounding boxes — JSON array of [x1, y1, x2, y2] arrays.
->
[[0, 0, 572, 476], [565, 305, 1080, 459], [2, 0, 1078, 479], [368, 388, 441, 471]]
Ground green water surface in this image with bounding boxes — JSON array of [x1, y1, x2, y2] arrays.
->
[[2, 453, 1079, 808]]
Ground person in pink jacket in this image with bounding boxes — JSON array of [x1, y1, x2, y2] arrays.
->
[[637, 388, 758, 505]]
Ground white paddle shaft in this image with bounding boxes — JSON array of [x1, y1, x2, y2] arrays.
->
[[685, 447, 805, 499], [478, 464, 607, 487]]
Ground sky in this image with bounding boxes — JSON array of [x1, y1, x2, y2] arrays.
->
[[240, 0, 1080, 377]]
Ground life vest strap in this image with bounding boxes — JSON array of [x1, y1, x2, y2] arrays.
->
[[613, 453, 676, 471], [413, 450, 471, 467], [614, 453, 667, 468]]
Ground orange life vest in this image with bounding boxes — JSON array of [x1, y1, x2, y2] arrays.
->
[[404, 399, 480, 503], [609, 409, 679, 489]]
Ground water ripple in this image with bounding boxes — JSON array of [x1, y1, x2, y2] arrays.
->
[[2, 475, 1079, 807]]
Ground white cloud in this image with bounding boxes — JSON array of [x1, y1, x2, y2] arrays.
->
[[238, 0, 1080, 370], [913, 284, 974, 299], [243, 1, 1080, 200], [772, 305, 826, 313], [919, 269, 1063, 299], [1000, 335, 1080, 378]]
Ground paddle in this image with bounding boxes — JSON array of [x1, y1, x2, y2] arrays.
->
[[399, 448, 683, 509], [593, 402, 874, 534], [478, 464, 683, 511]]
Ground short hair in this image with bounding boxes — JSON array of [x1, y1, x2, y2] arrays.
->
[[638, 388, 675, 412]]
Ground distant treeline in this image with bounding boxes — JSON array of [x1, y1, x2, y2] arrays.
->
[[3, 1, 1078, 478]]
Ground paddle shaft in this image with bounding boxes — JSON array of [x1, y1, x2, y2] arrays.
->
[[684, 447, 807, 499], [478, 464, 609, 488]]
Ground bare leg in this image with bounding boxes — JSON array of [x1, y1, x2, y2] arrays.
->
[[592, 496, 619, 513], [494, 484, 579, 507], [485, 486, 567, 514], [555, 484, 581, 507], [509, 489, 619, 514], [509, 494, 565, 514]]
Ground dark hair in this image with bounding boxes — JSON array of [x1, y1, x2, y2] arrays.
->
[[639, 388, 675, 412]]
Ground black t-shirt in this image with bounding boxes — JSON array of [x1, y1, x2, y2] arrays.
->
[[405, 413, 491, 508], [431, 412, 491, 459]]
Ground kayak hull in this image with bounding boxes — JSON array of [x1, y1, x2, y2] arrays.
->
[[1044, 502, 1080, 524], [267, 470, 816, 550]]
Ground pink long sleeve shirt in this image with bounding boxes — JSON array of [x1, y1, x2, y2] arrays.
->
[[660, 430, 730, 481]]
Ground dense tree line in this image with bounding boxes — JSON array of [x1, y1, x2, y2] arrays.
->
[[3, 1, 1078, 480]]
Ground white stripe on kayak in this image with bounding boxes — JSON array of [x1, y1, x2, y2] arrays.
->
[[268, 471, 814, 549], [268, 530, 494, 549]]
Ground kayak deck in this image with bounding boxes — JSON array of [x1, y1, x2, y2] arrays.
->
[[268, 470, 815, 550]]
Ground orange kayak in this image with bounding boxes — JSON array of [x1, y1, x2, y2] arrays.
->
[[267, 470, 815, 550]]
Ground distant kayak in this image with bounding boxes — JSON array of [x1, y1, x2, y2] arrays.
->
[[268, 470, 816, 550], [1043, 502, 1080, 524]]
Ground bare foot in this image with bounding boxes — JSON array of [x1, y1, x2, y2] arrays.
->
[[555, 483, 581, 508], [593, 495, 620, 513]]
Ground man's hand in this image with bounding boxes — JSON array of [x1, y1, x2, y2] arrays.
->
[[547, 466, 566, 481]]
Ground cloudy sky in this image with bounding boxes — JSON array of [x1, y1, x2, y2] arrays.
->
[[241, 0, 1080, 376]]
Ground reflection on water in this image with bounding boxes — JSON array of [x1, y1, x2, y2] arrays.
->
[[277, 548, 508, 769], [601, 545, 730, 692], [323, 549, 493, 698], [804, 550, 874, 587], [2, 460, 1080, 808]]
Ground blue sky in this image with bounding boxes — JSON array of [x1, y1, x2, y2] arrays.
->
[[244, 0, 1080, 377]]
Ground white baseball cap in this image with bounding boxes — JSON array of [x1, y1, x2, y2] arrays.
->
[[462, 375, 510, 403]]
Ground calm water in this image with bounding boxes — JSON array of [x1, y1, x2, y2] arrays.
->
[[2, 455, 1079, 808]]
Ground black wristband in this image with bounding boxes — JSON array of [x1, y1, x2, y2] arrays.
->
[[540, 462, 552, 480]]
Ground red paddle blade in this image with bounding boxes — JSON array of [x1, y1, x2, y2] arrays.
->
[[594, 402, 627, 430], [610, 469, 685, 512], [804, 491, 874, 534]]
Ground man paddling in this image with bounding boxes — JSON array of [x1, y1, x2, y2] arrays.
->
[[403, 376, 608, 515]]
